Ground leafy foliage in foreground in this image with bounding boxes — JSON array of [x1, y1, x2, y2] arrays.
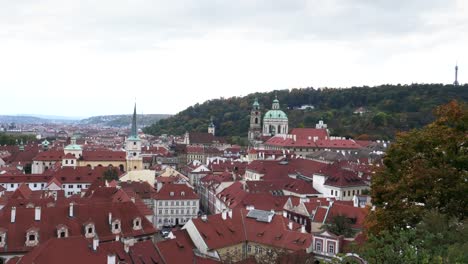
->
[[369, 100, 467, 233], [359, 101, 467, 264]]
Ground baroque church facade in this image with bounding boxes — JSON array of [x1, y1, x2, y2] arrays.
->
[[248, 96, 289, 145]]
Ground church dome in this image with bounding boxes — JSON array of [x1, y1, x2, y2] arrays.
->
[[264, 109, 288, 120]]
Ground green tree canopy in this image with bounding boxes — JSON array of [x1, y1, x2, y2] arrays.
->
[[369, 100, 468, 234], [321, 214, 355, 237]]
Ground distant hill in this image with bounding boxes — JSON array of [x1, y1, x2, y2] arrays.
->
[[0, 114, 171, 127], [0, 115, 65, 124], [79, 114, 172, 127], [143, 84, 468, 141]]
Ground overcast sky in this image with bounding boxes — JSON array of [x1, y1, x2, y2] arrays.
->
[[0, 0, 466, 118]]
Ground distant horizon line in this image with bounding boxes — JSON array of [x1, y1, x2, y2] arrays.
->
[[1, 113, 174, 120]]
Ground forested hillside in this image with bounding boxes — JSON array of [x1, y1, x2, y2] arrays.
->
[[144, 84, 468, 141], [80, 114, 171, 127]]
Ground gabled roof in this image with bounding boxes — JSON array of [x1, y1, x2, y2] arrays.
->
[[188, 132, 227, 144], [120, 181, 156, 200], [15, 236, 108, 264], [154, 184, 199, 200], [11, 183, 33, 199], [0, 200, 157, 253], [33, 150, 64, 161], [155, 230, 220, 264], [189, 208, 311, 252]]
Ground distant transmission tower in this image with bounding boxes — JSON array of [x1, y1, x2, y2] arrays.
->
[[454, 64, 459, 86]]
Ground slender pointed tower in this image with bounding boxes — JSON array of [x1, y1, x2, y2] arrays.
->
[[454, 64, 460, 86], [125, 103, 143, 171]]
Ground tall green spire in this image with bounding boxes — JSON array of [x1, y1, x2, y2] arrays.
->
[[131, 103, 138, 138]]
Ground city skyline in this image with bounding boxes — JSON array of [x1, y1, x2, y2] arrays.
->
[[1, 0, 466, 117]]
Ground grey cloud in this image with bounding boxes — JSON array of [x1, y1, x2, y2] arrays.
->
[[0, 0, 461, 50]]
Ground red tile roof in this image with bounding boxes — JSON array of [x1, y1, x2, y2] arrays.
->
[[51, 166, 116, 184], [235, 193, 289, 212], [33, 150, 64, 161], [0, 174, 53, 184], [154, 184, 199, 200], [120, 181, 156, 200], [0, 200, 156, 254], [290, 128, 329, 140], [155, 230, 220, 264], [190, 208, 311, 251], [81, 150, 126, 161], [15, 236, 107, 264], [188, 132, 227, 144]]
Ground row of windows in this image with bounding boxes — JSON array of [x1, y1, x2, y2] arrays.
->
[[158, 200, 197, 206], [1, 183, 44, 188], [315, 240, 335, 254], [62, 184, 90, 189], [330, 189, 366, 197], [158, 208, 197, 215], [247, 245, 267, 254], [157, 217, 190, 224]]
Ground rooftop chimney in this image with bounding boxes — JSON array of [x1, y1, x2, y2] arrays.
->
[[69, 203, 74, 217], [11, 207, 16, 223], [221, 210, 227, 220], [301, 225, 306, 233], [288, 221, 293, 230], [107, 254, 116, 264], [108, 212, 112, 225], [92, 236, 99, 251], [282, 211, 288, 218], [35, 207, 41, 221], [228, 209, 233, 219], [201, 215, 207, 222]]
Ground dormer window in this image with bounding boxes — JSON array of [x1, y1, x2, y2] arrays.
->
[[111, 219, 121, 234], [170, 192, 174, 196], [181, 191, 185, 196], [25, 228, 39, 247], [57, 225, 68, 238], [84, 223, 95, 238], [133, 217, 142, 231]]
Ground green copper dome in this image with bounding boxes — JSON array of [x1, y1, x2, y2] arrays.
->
[[264, 109, 288, 120], [253, 98, 260, 107], [64, 144, 82, 151]]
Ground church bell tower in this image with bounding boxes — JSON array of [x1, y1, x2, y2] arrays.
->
[[248, 98, 262, 143], [125, 103, 143, 171]]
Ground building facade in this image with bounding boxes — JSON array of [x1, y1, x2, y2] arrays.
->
[[153, 184, 200, 229], [262, 96, 288, 136]]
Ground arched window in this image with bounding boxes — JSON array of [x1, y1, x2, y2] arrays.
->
[[133, 217, 142, 231], [84, 223, 95, 238], [254, 117, 258, 124], [25, 228, 39, 247], [112, 219, 121, 234]]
